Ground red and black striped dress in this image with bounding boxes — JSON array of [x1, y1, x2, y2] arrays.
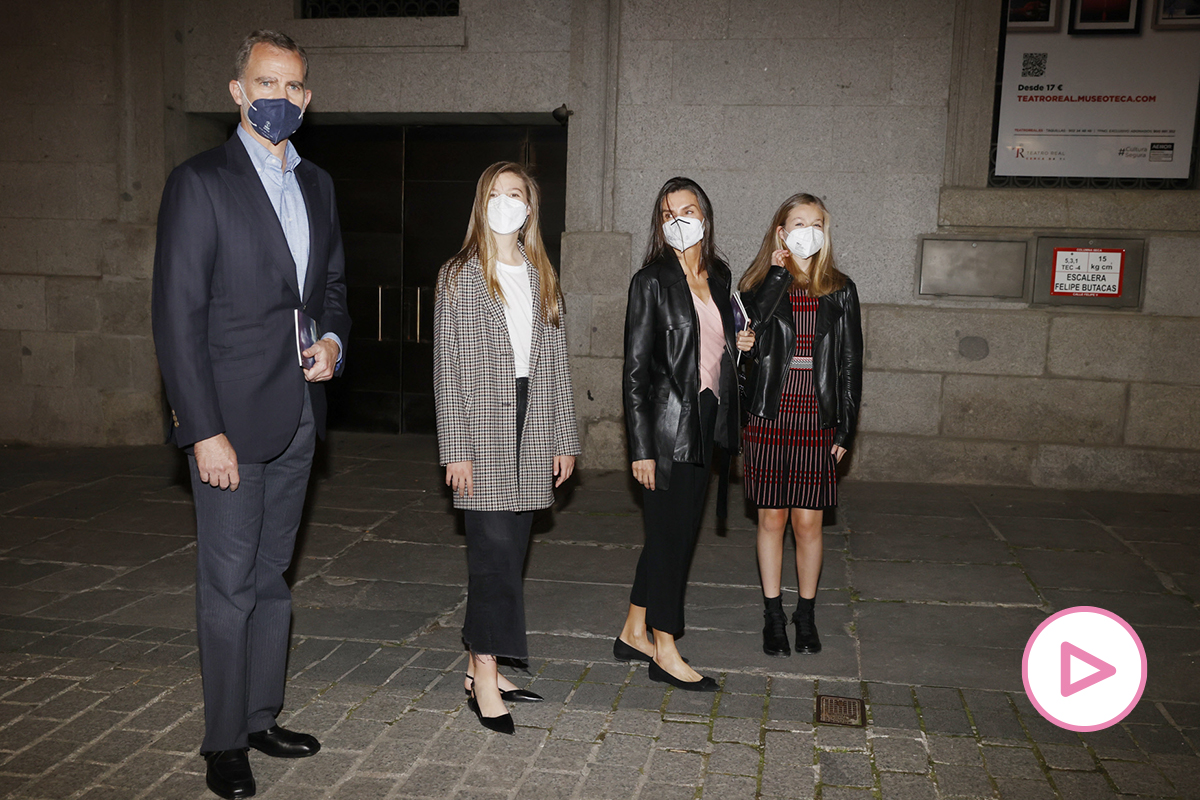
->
[[742, 291, 837, 509]]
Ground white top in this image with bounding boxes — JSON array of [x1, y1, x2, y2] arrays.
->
[[496, 260, 534, 378]]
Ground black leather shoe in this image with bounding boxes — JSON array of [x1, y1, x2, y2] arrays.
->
[[794, 606, 822, 654], [204, 749, 255, 799], [763, 608, 792, 658], [247, 725, 321, 758], [613, 637, 654, 663], [467, 696, 515, 735], [647, 661, 718, 692]]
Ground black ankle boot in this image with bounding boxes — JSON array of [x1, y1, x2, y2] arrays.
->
[[762, 596, 791, 657], [793, 596, 821, 654]]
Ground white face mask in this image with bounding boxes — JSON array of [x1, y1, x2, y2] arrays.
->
[[487, 194, 529, 235], [783, 226, 824, 260], [662, 216, 705, 253]]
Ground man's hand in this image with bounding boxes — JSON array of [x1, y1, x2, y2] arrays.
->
[[554, 455, 576, 488], [631, 459, 655, 491], [194, 433, 240, 490], [446, 461, 474, 498], [303, 338, 341, 382]]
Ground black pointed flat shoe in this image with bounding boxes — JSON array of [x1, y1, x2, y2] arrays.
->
[[501, 688, 543, 703], [647, 661, 718, 692], [467, 696, 515, 735], [464, 678, 543, 703]]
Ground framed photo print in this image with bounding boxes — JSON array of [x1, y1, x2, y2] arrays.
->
[[1151, 0, 1200, 29], [1009, 0, 1065, 31], [1068, 0, 1144, 33]]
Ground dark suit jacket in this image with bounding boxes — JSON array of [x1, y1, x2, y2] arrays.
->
[[623, 250, 739, 491], [151, 134, 351, 464]]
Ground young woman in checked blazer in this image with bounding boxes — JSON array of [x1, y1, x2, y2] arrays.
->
[[434, 162, 580, 734], [739, 194, 863, 659]]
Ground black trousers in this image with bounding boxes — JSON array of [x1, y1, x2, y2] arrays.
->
[[630, 389, 718, 637], [190, 390, 314, 752], [462, 377, 532, 660]]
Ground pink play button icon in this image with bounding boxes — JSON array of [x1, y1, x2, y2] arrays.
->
[[1060, 641, 1117, 697], [1024, 606, 1147, 731]]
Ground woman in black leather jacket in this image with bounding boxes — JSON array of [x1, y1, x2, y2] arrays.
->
[[738, 193, 862, 658], [614, 177, 754, 691]]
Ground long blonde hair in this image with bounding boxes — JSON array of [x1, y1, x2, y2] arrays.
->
[[739, 194, 845, 297], [441, 162, 563, 326]]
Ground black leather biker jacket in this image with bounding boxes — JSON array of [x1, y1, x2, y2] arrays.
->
[[740, 265, 863, 449], [623, 250, 740, 491]]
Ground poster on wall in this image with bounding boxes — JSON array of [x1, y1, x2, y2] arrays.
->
[[994, 4, 1200, 179]]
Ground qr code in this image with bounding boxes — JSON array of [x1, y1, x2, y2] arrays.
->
[[1022, 53, 1047, 78]]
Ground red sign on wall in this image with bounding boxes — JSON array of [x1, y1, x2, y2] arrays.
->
[[1050, 248, 1125, 297]]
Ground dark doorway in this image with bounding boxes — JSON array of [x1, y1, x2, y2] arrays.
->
[[291, 123, 568, 433]]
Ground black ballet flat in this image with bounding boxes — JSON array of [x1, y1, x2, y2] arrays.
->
[[467, 696, 515, 735], [647, 661, 718, 692], [613, 637, 653, 664], [613, 638, 688, 665]]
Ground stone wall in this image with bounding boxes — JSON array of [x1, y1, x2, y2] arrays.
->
[[0, 0, 173, 445], [2, 0, 1197, 493]]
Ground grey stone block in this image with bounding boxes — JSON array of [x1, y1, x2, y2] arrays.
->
[[879, 771, 939, 800], [858, 371, 942, 436], [867, 307, 1049, 377], [1142, 236, 1200, 316], [75, 334, 131, 391], [935, 762, 995, 797], [1126, 384, 1200, 450], [873, 736, 929, 773], [850, 434, 1036, 486], [560, 232, 632, 296], [647, 748, 704, 785], [852, 561, 1037, 604], [941, 375, 1126, 445], [708, 742, 761, 776], [1048, 315, 1200, 386], [1034, 444, 1200, 495], [1050, 769, 1117, 799], [20, 331, 73, 387], [819, 750, 873, 787], [982, 744, 1040, 778], [928, 735, 983, 765], [994, 777, 1056, 799], [569, 355, 623, 424]]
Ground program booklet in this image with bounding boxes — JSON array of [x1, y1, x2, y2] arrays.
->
[[731, 292, 750, 332], [295, 309, 320, 369]]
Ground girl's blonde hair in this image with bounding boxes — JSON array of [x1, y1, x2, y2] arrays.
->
[[441, 161, 563, 326], [739, 193, 845, 297]]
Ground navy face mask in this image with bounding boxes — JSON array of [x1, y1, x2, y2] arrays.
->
[[239, 82, 304, 145]]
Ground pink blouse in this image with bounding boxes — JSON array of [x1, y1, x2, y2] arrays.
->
[[692, 290, 724, 396]]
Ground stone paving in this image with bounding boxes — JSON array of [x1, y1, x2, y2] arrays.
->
[[0, 433, 1197, 799]]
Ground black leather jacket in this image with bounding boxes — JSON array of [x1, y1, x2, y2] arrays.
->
[[741, 265, 863, 449], [624, 250, 739, 490]]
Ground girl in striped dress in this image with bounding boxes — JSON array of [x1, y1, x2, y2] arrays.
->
[[739, 194, 863, 657]]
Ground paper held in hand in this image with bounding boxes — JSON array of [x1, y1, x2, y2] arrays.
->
[[295, 309, 320, 369]]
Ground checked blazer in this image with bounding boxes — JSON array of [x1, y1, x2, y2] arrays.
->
[[433, 249, 581, 512]]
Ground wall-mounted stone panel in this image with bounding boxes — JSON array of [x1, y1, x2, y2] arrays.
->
[[1034, 445, 1200, 495], [858, 371, 942, 436], [20, 331, 74, 388], [0, 277, 46, 331], [1125, 385, 1200, 451], [866, 307, 1049, 376], [850, 434, 1035, 485], [1047, 315, 1200, 385], [942, 375, 1125, 445]]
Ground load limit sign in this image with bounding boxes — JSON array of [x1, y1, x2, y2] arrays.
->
[[1051, 248, 1123, 298]]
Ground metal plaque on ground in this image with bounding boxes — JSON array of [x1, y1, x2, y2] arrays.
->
[[815, 694, 865, 727]]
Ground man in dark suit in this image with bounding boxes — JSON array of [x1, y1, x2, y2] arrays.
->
[[151, 30, 350, 800]]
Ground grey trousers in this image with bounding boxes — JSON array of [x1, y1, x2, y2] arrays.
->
[[189, 391, 315, 753]]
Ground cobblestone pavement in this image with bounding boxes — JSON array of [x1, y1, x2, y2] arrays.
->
[[0, 433, 1197, 799]]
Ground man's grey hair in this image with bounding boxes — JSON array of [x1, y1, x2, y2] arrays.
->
[[234, 30, 309, 82]]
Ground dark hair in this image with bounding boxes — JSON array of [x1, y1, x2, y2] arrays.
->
[[641, 177, 719, 269], [234, 30, 309, 82]]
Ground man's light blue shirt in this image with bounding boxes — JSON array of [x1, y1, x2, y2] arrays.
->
[[236, 125, 343, 364]]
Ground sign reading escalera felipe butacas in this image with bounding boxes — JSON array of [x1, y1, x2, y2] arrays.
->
[[1051, 248, 1124, 298]]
